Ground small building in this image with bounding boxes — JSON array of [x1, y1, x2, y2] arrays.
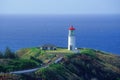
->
[[40, 44, 57, 50]]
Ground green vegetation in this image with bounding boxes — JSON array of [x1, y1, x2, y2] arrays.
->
[[35, 53, 120, 80], [17, 47, 44, 59], [35, 64, 67, 80], [0, 47, 120, 80], [80, 48, 96, 57], [4, 47, 16, 59], [0, 47, 42, 72], [16, 47, 73, 64], [0, 47, 17, 59], [46, 47, 73, 53], [0, 59, 40, 72], [0, 73, 24, 80], [31, 48, 120, 80], [0, 51, 3, 58]]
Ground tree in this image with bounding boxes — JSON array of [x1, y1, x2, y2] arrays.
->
[[4, 47, 15, 59], [0, 51, 3, 58]]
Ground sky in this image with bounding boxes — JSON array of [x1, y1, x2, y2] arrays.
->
[[0, 0, 120, 15]]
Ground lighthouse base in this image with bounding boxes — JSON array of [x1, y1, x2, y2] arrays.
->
[[68, 36, 75, 51]]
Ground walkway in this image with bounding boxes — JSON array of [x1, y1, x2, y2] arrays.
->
[[10, 57, 63, 74]]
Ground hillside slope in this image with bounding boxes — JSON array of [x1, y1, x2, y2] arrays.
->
[[34, 49, 120, 80], [0, 48, 120, 80]]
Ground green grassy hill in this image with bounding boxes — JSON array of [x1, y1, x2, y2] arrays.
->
[[16, 47, 73, 64], [34, 48, 120, 80], [0, 48, 120, 80]]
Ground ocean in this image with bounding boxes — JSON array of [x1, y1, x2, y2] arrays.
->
[[0, 15, 120, 54]]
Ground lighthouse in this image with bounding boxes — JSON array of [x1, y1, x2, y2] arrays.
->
[[68, 26, 76, 51]]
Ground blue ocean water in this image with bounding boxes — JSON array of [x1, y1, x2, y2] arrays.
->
[[0, 15, 120, 54]]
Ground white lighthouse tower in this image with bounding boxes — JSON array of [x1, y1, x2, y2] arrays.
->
[[68, 26, 76, 51]]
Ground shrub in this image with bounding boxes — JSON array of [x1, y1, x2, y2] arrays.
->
[[4, 47, 16, 59]]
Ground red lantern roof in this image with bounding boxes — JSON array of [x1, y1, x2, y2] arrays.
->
[[69, 26, 75, 30]]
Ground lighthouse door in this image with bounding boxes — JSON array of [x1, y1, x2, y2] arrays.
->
[[70, 45, 73, 50]]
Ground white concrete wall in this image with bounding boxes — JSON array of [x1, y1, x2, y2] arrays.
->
[[68, 36, 76, 50]]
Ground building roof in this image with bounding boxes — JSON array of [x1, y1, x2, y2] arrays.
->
[[69, 26, 75, 30]]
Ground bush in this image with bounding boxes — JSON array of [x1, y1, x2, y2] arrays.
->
[[0, 51, 4, 58], [3, 47, 16, 59]]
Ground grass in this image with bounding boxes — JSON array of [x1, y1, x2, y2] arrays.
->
[[46, 48, 73, 54], [1, 47, 120, 80], [0, 58, 40, 72], [16, 47, 76, 64], [18, 48, 44, 59], [80, 48, 96, 58], [34, 48, 120, 80]]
